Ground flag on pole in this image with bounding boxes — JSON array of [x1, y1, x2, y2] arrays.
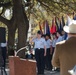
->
[[59, 20, 63, 32], [50, 19, 56, 34], [62, 16, 65, 26], [66, 15, 72, 26], [73, 15, 76, 20], [39, 22, 43, 34], [73, 12, 76, 20], [55, 17, 60, 32], [64, 15, 71, 40], [44, 21, 46, 34], [44, 20, 50, 35]]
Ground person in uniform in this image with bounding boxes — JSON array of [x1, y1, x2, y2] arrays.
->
[[45, 34, 52, 70], [30, 30, 46, 75], [52, 33, 57, 56], [52, 24, 76, 75], [1, 42, 7, 68], [54, 32, 63, 72], [56, 31, 63, 43]]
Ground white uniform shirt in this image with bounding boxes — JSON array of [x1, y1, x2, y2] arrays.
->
[[52, 39, 57, 47], [62, 35, 65, 40], [1, 43, 7, 47], [33, 38, 46, 49], [56, 36, 63, 43], [46, 39, 52, 49]]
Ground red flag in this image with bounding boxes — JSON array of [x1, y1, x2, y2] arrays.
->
[[50, 19, 56, 34]]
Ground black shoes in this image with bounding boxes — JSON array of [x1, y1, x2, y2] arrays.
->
[[45, 67, 52, 71], [54, 68, 60, 72]]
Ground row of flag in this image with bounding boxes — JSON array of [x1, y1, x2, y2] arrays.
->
[[39, 15, 76, 35]]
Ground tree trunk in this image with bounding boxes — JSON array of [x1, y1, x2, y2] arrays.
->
[[0, 0, 29, 58], [8, 26, 16, 56], [13, 0, 29, 58], [17, 23, 28, 58]]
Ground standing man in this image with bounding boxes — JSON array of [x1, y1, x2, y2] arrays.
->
[[30, 30, 46, 75], [45, 34, 52, 70], [1, 42, 7, 68], [52, 33, 57, 56], [52, 24, 76, 75]]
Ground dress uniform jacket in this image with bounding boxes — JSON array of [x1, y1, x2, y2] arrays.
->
[[52, 37, 76, 75]]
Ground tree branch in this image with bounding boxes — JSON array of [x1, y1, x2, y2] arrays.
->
[[0, 15, 10, 26], [0, 2, 11, 7], [37, 0, 60, 16], [37, 0, 53, 12], [0, 7, 4, 15], [37, 0, 76, 14]]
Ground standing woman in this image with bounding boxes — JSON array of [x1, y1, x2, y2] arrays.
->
[[45, 34, 52, 70], [54, 31, 63, 72], [30, 30, 46, 75], [56, 31, 63, 43], [52, 33, 57, 56]]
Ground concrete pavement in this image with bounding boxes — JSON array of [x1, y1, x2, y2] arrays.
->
[[1, 69, 60, 75], [0, 68, 9, 75], [45, 70, 60, 75]]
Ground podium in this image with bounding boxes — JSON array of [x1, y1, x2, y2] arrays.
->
[[9, 56, 36, 75]]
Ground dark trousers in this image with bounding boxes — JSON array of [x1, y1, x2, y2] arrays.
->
[[45, 48, 52, 70], [52, 47, 55, 57], [1, 47, 7, 67], [35, 49, 45, 74]]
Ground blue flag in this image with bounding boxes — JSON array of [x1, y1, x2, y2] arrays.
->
[[44, 20, 50, 35], [55, 17, 60, 32], [59, 21, 63, 32], [73, 15, 76, 20], [62, 16, 65, 26]]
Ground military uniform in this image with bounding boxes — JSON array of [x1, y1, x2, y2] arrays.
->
[[56, 36, 63, 43], [52, 38, 57, 55], [45, 39, 52, 70], [33, 38, 46, 74]]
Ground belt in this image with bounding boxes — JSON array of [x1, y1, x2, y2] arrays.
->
[[35, 48, 44, 50], [47, 48, 50, 49]]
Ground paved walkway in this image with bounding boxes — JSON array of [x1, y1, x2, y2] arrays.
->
[[0, 69, 9, 75], [0, 69, 60, 75], [45, 70, 60, 75]]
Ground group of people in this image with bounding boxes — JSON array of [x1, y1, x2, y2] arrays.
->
[[30, 29, 66, 75], [30, 22, 76, 75]]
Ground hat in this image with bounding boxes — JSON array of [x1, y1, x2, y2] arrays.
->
[[37, 30, 42, 34], [63, 24, 76, 33]]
